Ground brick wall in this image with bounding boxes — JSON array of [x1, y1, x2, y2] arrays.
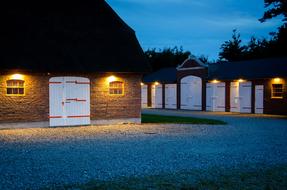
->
[[0, 73, 142, 123]]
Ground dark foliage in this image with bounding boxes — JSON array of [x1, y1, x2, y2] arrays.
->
[[219, 0, 287, 62], [219, 30, 246, 61], [144, 47, 191, 71]]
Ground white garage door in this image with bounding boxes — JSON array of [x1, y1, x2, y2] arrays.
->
[[230, 81, 252, 113], [141, 85, 148, 108], [49, 77, 90, 127], [151, 84, 163, 108], [165, 84, 177, 109], [180, 76, 202, 110], [206, 82, 226, 112]]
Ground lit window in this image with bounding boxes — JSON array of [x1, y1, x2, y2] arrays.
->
[[272, 84, 283, 99], [6, 80, 25, 96], [109, 81, 124, 95]]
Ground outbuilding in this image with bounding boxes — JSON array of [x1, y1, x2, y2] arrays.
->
[[142, 68, 177, 109], [208, 57, 287, 115], [142, 56, 287, 115], [0, 1, 149, 127]]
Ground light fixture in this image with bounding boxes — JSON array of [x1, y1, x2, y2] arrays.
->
[[10, 74, 24, 80], [154, 82, 159, 86], [238, 79, 244, 83], [211, 79, 219, 83], [274, 78, 281, 83], [107, 75, 117, 83], [140, 82, 144, 86]]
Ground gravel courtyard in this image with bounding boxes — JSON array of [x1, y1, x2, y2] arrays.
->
[[1, 115, 287, 189]]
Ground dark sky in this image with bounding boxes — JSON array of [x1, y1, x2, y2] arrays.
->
[[107, 0, 282, 60]]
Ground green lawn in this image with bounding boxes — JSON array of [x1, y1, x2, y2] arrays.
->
[[141, 114, 226, 125], [60, 165, 287, 190]]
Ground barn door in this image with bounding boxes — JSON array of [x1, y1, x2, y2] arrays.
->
[[206, 83, 225, 112], [214, 83, 226, 112], [206, 83, 213, 111], [239, 82, 252, 113], [255, 85, 264, 114], [165, 84, 177, 109], [141, 85, 148, 108], [180, 76, 202, 110], [155, 84, 163, 108], [230, 82, 240, 112], [49, 77, 90, 127]]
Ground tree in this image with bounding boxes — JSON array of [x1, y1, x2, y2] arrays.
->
[[145, 46, 191, 71], [259, 0, 287, 23], [219, 30, 246, 61]]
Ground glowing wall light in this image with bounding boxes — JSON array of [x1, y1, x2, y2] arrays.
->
[[238, 79, 245, 83], [211, 79, 220, 83], [107, 75, 117, 83], [10, 74, 24, 80], [154, 82, 160, 86], [273, 78, 282, 83]]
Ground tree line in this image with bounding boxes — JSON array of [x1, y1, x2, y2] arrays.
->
[[145, 0, 287, 71]]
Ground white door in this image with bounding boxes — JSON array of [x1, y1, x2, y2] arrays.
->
[[206, 83, 213, 111], [141, 85, 148, 108], [206, 83, 226, 112], [155, 85, 163, 108], [151, 84, 163, 108], [239, 82, 252, 113], [230, 82, 240, 112], [165, 84, 177, 109], [214, 83, 226, 112], [49, 77, 90, 127], [180, 76, 202, 110], [255, 85, 264, 114]]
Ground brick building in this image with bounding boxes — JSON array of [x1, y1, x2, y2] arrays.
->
[[142, 56, 287, 115], [0, 1, 149, 127]]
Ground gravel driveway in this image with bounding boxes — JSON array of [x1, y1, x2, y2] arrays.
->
[[1, 114, 287, 189]]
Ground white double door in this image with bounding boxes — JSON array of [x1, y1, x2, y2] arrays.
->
[[141, 85, 148, 108], [230, 81, 252, 113], [151, 84, 163, 108], [49, 77, 90, 127], [180, 76, 202, 110], [165, 84, 177, 109], [206, 83, 226, 112]]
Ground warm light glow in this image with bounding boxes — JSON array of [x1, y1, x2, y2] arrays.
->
[[140, 82, 144, 86], [274, 78, 282, 83], [238, 79, 245, 83], [154, 82, 160, 86], [107, 75, 117, 83], [10, 74, 24, 80], [211, 79, 220, 83]]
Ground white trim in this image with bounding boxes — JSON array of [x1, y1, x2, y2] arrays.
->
[[177, 55, 207, 70]]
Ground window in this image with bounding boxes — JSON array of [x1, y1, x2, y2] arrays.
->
[[6, 80, 25, 96], [272, 84, 283, 99], [109, 81, 124, 95]]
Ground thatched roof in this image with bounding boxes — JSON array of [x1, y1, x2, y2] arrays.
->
[[0, 1, 150, 73]]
